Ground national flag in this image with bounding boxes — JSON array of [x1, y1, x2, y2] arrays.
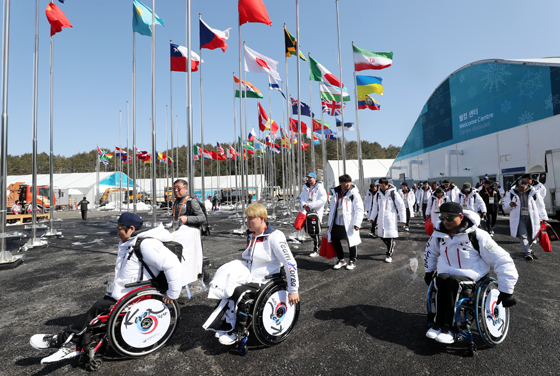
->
[[97, 147, 110, 166], [320, 83, 350, 103], [157, 152, 167, 162], [244, 45, 281, 81], [46, 2, 72, 36], [272, 143, 281, 154], [216, 142, 224, 154], [356, 75, 383, 96], [321, 98, 345, 116], [115, 147, 128, 157], [281, 137, 291, 149], [258, 102, 279, 134], [135, 147, 149, 161], [336, 118, 355, 131], [202, 149, 213, 159], [313, 132, 320, 145], [200, 18, 230, 52], [327, 130, 338, 140], [268, 75, 286, 99], [167, 157, 174, 164], [309, 56, 343, 87], [132, 0, 164, 37], [143, 154, 152, 163], [312, 118, 330, 131], [171, 43, 203, 72], [210, 151, 218, 160], [291, 98, 314, 118], [234, 76, 263, 98], [353, 44, 393, 71], [280, 127, 288, 139], [358, 95, 381, 111], [239, 0, 271, 26], [217, 153, 227, 161], [265, 134, 272, 146], [193, 145, 201, 160], [289, 118, 310, 137], [284, 27, 307, 61], [300, 142, 309, 151], [248, 127, 257, 142], [227, 145, 236, 159]]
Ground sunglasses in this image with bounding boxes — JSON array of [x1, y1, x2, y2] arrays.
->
[[439, 215, 460, 222]]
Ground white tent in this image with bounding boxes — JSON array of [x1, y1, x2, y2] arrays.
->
[[325, 159, 394, 191]]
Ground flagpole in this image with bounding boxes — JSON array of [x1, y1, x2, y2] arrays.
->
[[175, 114, 179, 177], [232, 73, 239, 212], [281, 81, 286, 194], [169, 40, 174, 184], [316, 56, 327, 185], [243, 43, 250, 207], [352, 48, 364, 196], [335, 0, 346, 174], [284, 26, 293, 211], [295, 0, 303, 198], [186, 0, 195, 201], [119, 110, 122, 213], [132, 30, 137, 214], [46, 24, 59, 237], [307, 55, 316, 173], [165, 104, 169, 214], [238, 20, 247, 228], [199, 14, 206, 206], [126, 101, 130, 205], [150, 0, 158, 225]]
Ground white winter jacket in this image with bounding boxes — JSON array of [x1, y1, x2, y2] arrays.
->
[[444, 185, 461, 202], [298, 181, 327, 219], [364, 189, 376, 214], [328, 185, 364, 247], [455, 190, 487, 213], [112, 224, 183, 300], [502, 187, 548, 238], [419, 187, 432, 207], [424, 210, 518, 294], [426, 195, 451, 228], [399, 189, 416, 217], [368, 185, 406, 238]]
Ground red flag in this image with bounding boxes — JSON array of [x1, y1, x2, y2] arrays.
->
[[312, 118, 329, 131], [46, 3, 72, 36], [239, 0, 271, 26], [211, 151, 218, 160], [289, 117, 308, 135]]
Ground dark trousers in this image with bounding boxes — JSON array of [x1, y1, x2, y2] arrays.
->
[[485, 211, 497, 232], [371, 215, 378, 233], [405, 208, 411, 226], [422, 203, 428, 220], [331, 224, 357, 261], [381, 238, 395, 257], [61, 295, 117, 346], [81, 210, 87, 220], [434, 274, 473, 328]]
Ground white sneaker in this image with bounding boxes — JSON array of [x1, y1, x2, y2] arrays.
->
[[404, 226, 410, 232], [384, 256, 392, 263], [346, 261, 356, 270], [218, 332, 237, 346], [426, 327, 441, 339], [333, 259, 347, 270], [309, 251, 320, 257], [435, 331, 455, 344], [40, 343, 80, 364], [30, 334, 59, 350]]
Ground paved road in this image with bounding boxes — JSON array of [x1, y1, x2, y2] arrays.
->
[[1, 206, 559, 375]]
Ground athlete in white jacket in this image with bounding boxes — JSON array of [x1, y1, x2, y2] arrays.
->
[[423, 202, 518, 344], [455, 182, 487, 217], [399, 182, 416, 231], [298, 172, 327, 256], [426, 187, 451, 229]]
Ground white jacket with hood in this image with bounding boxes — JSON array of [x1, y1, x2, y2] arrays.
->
[[368, 184, 407, 238], [455, 190, 487, 213], [423, 210, 518, 294], [502, 186, 548, 238], [298, 181, 327, 219], [112, 224, 183, 300], [328, 184, 364, 247], [399, 188, 416, 217]]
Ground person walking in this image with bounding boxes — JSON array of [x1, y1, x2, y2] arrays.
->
[[479, 180, 501, 236], [442, 180, 460, 202], [364, 183, 379, 238], [455, 182, 486, 218], [172, 179, 206, 230], [77, 197, 90, 220], [418, 181, 432, 220], [298, 172, 327, 257], [399, 182, 415, 231]]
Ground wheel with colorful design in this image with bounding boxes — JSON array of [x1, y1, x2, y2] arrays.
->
[[251, 280, 300, 346], [107, 287, 180, 357], [475, 277, 510, 347]]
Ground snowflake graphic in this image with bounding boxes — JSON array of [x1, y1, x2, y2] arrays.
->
[[459, 74, 465, 84], [450, 96, 457, 108], [518, 111, 534, 125], [544, 94, 560, 110], [518, 71, 543, 99], [424, 126, 435, 141], [481, 63, 510, 92], [467, 86, 477, 99], [501, 100, 511, 113], [431, 87, 444, 109]]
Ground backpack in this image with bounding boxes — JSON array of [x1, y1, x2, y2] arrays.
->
[[186, 199, 211, 236], [438, 231, 480, 253], [376, 190, 398, 214], [129, 237, 184, 291]]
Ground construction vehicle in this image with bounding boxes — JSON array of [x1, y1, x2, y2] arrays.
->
[[7, 182, 53, 213], [99, 188, 144, 206]]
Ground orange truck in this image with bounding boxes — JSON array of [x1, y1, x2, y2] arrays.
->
[[7, 182, 54, 213]]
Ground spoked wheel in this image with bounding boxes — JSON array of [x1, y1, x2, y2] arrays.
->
[[475, 278, 510, 347], [252, 281, 300, 346], [108, 288, 180, 357]]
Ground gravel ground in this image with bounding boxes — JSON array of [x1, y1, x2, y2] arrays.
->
[[1, 205, 559, 376]]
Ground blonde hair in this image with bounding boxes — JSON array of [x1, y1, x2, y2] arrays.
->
[[245, 203, 267, 221]]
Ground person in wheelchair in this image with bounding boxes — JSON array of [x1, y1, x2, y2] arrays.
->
[[423, 202, 518, 344], [203, 203, 300, 346], [29, 212, 183, 364]]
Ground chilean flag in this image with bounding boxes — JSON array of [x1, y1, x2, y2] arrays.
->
[[200, 18, 230, 52], [171, 43, 203, 72]]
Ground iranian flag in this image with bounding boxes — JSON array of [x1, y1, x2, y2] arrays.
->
[[320, 83, 350, 102], [234, 75, 263, 98], [309, 56, 343, 87], [353, 45, 393, 71]]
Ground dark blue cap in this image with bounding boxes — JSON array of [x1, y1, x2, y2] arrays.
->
[[117, 212, 143, 228]]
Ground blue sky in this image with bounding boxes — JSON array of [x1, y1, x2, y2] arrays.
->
[[3, 0, 560, 157]]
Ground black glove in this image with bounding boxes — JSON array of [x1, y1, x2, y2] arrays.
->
[[497, 292, 517, 307], [424, 271, 435, 286]]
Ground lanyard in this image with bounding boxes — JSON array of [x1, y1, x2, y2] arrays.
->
[[484, 188, 495, 197], [173, 196, 189, 218], [248, 225, 267, 265]]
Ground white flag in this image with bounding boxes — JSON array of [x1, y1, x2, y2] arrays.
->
[[244, 44, 281, 81]]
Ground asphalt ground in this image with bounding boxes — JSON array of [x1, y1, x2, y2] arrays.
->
[[1, 205, 559, 376]]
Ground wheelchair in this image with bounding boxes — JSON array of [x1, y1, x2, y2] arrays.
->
[[427, 276, 510, 356], [80, 281, 181, 371], [229, 272, 300, 356]]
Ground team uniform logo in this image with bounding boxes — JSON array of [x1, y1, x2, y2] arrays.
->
[[121, 299, 171, 348]]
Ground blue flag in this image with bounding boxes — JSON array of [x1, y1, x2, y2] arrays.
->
[[133, 0, 164, 37], [291, 97, 314, 118]]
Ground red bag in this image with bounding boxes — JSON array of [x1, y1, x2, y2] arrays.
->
[[545, 222, 559, 242], [294, 210, 307, 230], [538, 222, 552, 252], [424, 216, 434, 236], [319, 236, 337, 259]]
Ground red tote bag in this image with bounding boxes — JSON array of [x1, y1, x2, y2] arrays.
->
[[424, 216, 434, 236], [538, 222, 552, 252], [545, 222, 559, 242], [319, 236, 337, 259], [294, 210, 307, 230]]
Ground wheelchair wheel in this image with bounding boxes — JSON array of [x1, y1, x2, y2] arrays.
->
[[107, 287, 180, 357], [252, 280, 300, 346], [475, 277, 510, 347]]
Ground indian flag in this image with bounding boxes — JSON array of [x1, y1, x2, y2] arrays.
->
[[234, 75, 263, 99], [319, 83, 350, 102], [353, 45, 393, 71]]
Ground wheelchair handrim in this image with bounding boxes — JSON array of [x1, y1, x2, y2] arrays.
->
[[475, 278, 510, 347]]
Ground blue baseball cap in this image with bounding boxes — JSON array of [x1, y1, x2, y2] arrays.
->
[[307, 172, 317, 178], [117, 212, 143, 228]]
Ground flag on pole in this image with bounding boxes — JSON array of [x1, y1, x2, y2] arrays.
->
[[171, 43, 203, 72], [202, 149, 213, 159], [244, 45, 281, 81], [321, 99, 345, 116], [312, 118, 330, 131], [115, 147, 128, 157], [248, 127, 257, 141], [157, 152, 168, 162], [268, 75, 286, 99], [239, 0, 271, 26], [327, 130, 338, 140], [358, 95, 381, 111], [309, 56, 343, 87], [46, 2, 72, 36], [216, 142, 224, 154], [218, 153, 227, 161], [356, 75, 383, 96], [272, 143, 281, 154], [200, 18, 230, 52], [289, 118, 311, 137], [193, 145, 201, 160], [227, 145, 236, 159], [265, 134, 272, 146], [284, 27, 307, 61], [336, 118, 355, 131], [258, 102, 279, 134], [353, 44, 393, 71], [320, 83, 350, 102], [132, 0, 164, 37], [312, 132, 320, 145], [210, 151, 218, 160], [97, 147, 110, 166], [135, 147, 149, 160], [291, 98, 314, 118], [234, 76, 263, 98]]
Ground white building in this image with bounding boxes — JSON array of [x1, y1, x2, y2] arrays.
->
[[325, 159, 394, 191]]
